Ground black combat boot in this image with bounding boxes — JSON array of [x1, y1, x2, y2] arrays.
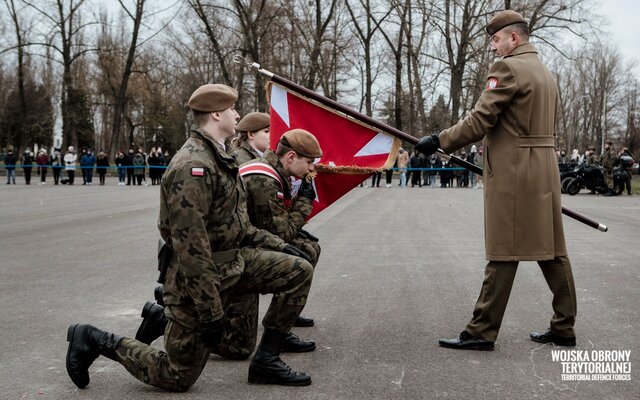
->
[[248, 329, 312, 386], [294, 315, 315, 327], [154, 285, 165, 306], [135, 301, 168, 345], [66, 324, 124, 389], [282, 332, 316, 353]]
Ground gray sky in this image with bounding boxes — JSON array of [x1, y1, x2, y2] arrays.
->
[[597, 0, 640, 80]]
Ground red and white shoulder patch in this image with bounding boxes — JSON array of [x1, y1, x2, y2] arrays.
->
[[486, 78, 499, 89], [191, 167, 205, 177]]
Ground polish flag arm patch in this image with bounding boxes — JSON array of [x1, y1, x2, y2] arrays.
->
[[191, 167, 205, 176], [486, 78, 499, 89]]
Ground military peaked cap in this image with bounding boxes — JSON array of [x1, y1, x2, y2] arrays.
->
[[280, 129, 323, 158], [486, 10, 526, 35], [237, 112, 270, 132], [188, 84, 238, 112]]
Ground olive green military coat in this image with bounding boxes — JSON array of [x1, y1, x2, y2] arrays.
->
[[438, 43, 567, 261]]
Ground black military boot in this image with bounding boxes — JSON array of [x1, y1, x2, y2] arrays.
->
[[66, 324, 124, 389], [294, 315, 315, 327], [154, 285, 165, 306], [135, 301, 168, 345], [248, 329, 312, 386], [282, 332, 316, 353]]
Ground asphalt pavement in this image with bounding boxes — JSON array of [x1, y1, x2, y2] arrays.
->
[[1, 178, 638, 399]]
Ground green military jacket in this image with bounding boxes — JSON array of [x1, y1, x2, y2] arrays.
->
[[600, 148, 617, 171], [158, 126, 286, 324], [233, 141, 261, 165], [240, 150, 313, 243]]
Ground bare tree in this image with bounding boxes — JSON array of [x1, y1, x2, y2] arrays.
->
[[107, 0, 145, 157], [21, 0, 97, 150]]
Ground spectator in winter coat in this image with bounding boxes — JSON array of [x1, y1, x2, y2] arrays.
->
[[115, 151, 127, 185], [96, 150, 110, 185], [4, 149, 17, 184], [51, 149, 63, 184], [64, 146, 77, 184], [22, 150, 34, 185], [81, 149, 96, 185], [36, 149, 50, 184], [133, 149, 146, 185]]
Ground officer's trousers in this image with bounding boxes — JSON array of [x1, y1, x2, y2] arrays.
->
[[113, 248, 313, 392], [465, 256, 577, 342]]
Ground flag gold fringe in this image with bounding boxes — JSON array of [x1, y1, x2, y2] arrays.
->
[[265, 81, 401, 174]]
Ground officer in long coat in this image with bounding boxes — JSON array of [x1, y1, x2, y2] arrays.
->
[[65, 84, 316, 391], [416, 10, 577, 350]]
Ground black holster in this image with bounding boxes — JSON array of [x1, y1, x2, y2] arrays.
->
[[157, 239, 173, 284]]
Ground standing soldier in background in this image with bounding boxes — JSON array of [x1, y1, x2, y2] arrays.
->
[[618, 147, 635, 195], [599, 139, 617, 196], [585, 145, 597, 166], [232, 112, 270, 164], [416, 10, 577, 351], [65, 83, 315, 392]]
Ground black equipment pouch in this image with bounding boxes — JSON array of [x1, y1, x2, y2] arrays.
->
[[157, 238, 173, 284]]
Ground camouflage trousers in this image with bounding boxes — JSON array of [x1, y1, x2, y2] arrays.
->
[[216, 237, 321, 359], [113, 247, 313, 392], [604, 169, 613, 189]]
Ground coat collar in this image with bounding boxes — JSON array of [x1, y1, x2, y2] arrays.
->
[[190, 125, 238, 169], [503, 42, 538, 59]]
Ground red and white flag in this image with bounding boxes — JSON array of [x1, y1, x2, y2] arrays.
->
[[268, 82, 400, 218]]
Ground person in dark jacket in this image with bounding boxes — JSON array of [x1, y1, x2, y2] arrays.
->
[[96, 150, 110, 185], [81, 149, 96, 185], [50, 149, 62, 184], [409, 151, 423, 187], [115, 151, 127, 185], [126, 149, 135, 185], [147, 147, 161, 185], [22, 150, 34, 185], [4, 149, 17, 184]]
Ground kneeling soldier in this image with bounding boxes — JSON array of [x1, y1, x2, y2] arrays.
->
[[66, 84, 315, 391]]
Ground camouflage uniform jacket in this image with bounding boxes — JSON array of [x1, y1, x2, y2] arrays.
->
[[600, 148, 617, 171], [233, 140, 261, 165], [240, 150, 313, 243], [158, 126, 287, 325]]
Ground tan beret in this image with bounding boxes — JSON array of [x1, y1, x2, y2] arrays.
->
[[486, 10, 526, 35], [237, 112, 270, 132], [280, 129, 322, 158], [187, 84, 238, 112]]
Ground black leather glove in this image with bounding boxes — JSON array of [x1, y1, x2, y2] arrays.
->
[[299, 229, 319, 242], [415, 134, 440, 156], [282, 244, 312, 263], [298, 179, 316, 200], [200, 319, 224, 348]]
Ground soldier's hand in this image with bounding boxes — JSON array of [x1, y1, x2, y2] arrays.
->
[[200, 319, 224, 348], [282, 244, 312, 263], [415, 134, 440, 156], [298, 179, 316, 200], [299, 229, 319, 242]]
